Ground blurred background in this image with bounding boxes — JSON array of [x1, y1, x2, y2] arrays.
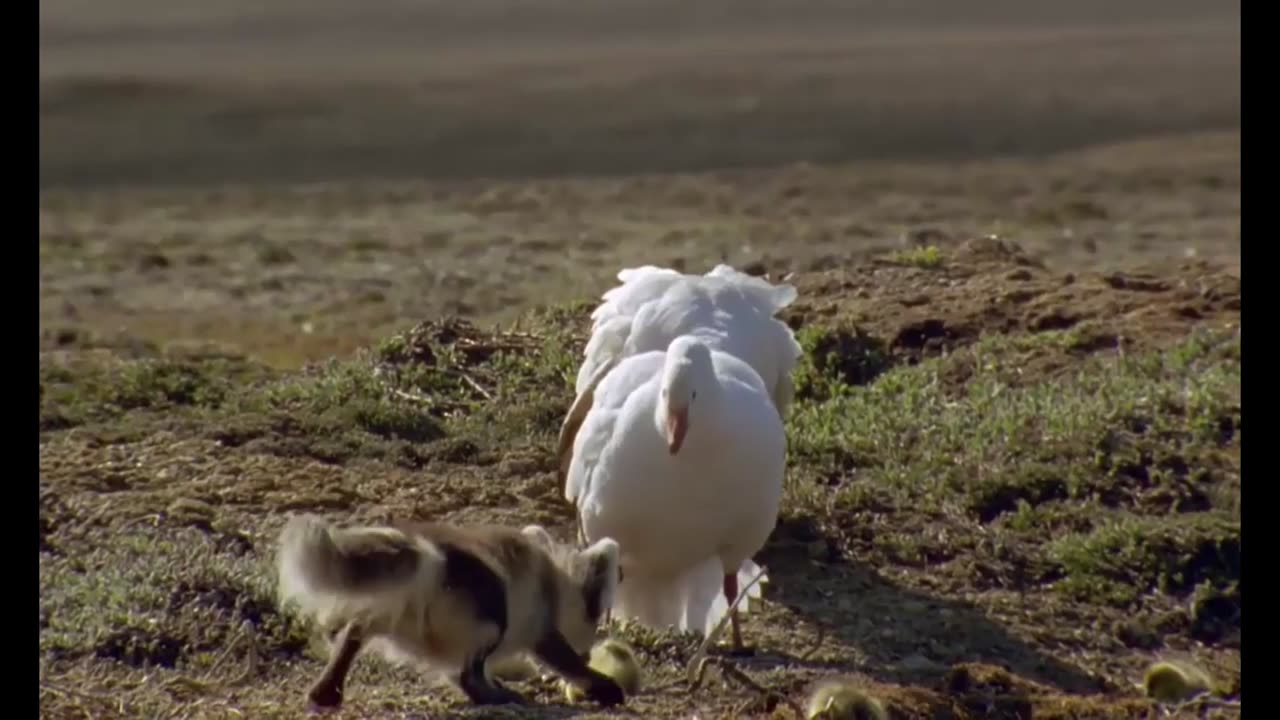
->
[[41, 0, 1239, 186], [40, 0, 1240, 366]]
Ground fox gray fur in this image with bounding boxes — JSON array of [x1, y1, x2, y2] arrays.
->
[[277, 514, 624, 709]]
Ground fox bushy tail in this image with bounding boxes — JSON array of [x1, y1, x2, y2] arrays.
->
[[276, 514, 444, 631]]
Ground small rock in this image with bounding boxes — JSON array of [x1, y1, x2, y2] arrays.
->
[[900, 654, 942, 673], [1104, 272, 1169, 292], [137, 252, 171, 271], [498, 455, 541, 478]]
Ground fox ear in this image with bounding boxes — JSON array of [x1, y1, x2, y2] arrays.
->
[[579, 538, 621, 620], [520, 525, 555, 550]]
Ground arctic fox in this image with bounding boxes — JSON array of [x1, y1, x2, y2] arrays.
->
[[276, 514, 625, 709]]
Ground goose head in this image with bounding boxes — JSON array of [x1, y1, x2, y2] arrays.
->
[[656, 336, 717, 456]]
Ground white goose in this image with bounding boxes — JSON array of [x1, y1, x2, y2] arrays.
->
[[564, 335, 786, 651], [574, 264, 801, 420], [557, 263, 800, 501]]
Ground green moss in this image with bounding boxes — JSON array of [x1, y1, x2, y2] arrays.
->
[[783, 327, 1240, 600], [888, 245, 945, 269], [1048, 514, 1239, 606]]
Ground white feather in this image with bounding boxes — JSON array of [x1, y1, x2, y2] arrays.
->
[[574, 264, 802, 420]]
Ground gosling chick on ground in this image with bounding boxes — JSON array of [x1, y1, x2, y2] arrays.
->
[[1143, 660, 1213, 704], [563, 638, 643, 702], [805, 679, 887, 720]]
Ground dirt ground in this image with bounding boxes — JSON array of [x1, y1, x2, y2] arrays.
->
[[40, 3, 1238, 719], [38, 131, 1240, 371]]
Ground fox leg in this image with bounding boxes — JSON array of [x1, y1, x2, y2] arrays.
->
[[534, 631, 624, 706], [308, 621, 364, 709], [458, 640, 527, 705]]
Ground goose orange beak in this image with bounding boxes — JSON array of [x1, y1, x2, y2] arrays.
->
[[666, 407, 688, 455]]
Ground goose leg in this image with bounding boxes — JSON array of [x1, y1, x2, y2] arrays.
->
[[721, 573, 755, 657]]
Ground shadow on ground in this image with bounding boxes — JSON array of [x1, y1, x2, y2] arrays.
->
[[759, 543, 1106, 696]]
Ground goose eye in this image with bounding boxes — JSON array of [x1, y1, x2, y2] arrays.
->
[[692, 391, 698, 400]]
